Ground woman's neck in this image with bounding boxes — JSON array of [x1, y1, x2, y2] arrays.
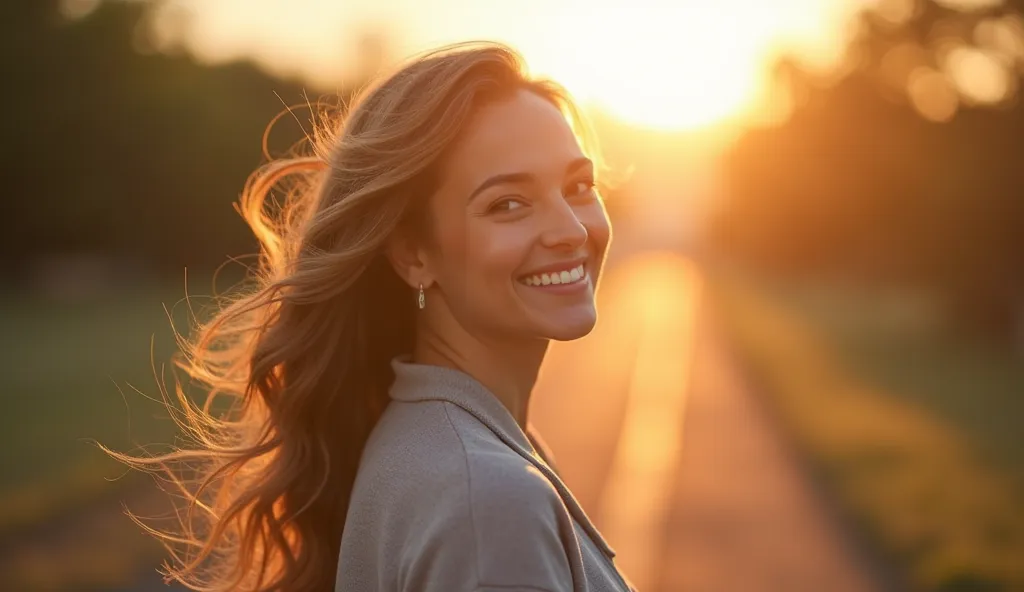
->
[[412, 325, 547, 430]]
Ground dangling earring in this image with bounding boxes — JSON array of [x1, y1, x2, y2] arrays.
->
[[418, 283, 426, 310]]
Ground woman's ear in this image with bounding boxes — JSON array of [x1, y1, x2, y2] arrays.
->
[[384, 231, 433, 290]]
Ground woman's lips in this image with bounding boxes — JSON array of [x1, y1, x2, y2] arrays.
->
[[516, 263, 590, 293]]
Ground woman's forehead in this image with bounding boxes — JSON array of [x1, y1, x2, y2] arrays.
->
[[438, 90, 586, 193]]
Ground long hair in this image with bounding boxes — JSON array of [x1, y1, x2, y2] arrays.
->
[[107, 41, 600, 591]]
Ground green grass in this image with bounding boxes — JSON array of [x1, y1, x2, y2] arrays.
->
[[0, 272, 236, 532], [0, 270, 255, 590], [708, 267, 1024, 591]]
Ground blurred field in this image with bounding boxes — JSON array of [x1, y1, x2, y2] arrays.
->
[[708, 264, 1024, 591], [0, 273, 223, 590], [3, 260, 1021, 592]]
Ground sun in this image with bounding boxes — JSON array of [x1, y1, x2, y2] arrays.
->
[[143, 0, 852, 132], [520, 0, 825, 131]]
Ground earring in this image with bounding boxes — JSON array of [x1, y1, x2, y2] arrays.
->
[[418, 284, 425, 310]]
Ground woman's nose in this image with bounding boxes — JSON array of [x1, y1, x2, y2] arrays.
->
[[539, 199, 588, 250]]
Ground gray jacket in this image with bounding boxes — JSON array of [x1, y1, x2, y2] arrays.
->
[[334, 355, 635, 592]]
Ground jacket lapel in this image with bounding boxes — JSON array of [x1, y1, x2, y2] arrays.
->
[[389, 355, 617, 559]]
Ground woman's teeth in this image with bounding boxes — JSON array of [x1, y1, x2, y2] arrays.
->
[[520, 264, 587, 286]]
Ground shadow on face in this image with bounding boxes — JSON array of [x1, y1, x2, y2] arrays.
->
[[422, 88, 612, 343]]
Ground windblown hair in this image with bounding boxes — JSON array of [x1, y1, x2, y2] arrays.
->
[[108, 41, 599, 591]]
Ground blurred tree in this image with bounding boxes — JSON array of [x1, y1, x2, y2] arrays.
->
[[713, 0, 1024, 347], [1, 1, 351, 280]]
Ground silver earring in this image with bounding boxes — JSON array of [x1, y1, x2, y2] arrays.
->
[[418, 284, 425, 310]]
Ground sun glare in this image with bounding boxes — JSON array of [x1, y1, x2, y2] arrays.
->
[[529, 2, 767, 130], [149, 0, 855, 132]]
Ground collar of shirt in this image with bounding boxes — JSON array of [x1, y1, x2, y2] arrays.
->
[[389, 354, 617, 560]]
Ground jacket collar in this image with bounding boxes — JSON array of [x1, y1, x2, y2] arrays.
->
[[389, 355, 616, 559]]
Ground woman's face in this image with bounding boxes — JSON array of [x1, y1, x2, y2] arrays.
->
[[424, 88, 612, 342]]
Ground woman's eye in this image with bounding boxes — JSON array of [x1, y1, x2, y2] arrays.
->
[[488, 198, 526, 214], [567, 179, 596, 198]]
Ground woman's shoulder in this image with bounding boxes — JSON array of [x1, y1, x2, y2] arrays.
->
[[361, 398, 564, 533], [357, 399, 551, 493], [366, 398, 563, 508], [346, 399, 576, 590], [399, 401, 575, 590]]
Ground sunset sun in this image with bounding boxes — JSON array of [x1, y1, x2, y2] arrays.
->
[[530, 2, 769, 130], [145, 0, 855, 132]]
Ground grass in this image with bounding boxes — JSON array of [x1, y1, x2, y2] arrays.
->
[[707, 266, 1024, 591], [0, 270, 241, 589]]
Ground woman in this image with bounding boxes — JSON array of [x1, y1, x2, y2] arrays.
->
[[115, 41, 633, 591]]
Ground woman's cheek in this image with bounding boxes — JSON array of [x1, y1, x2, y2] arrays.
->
[[472, 222, 533, 270]]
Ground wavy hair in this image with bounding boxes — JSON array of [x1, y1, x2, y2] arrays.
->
[[107, 41, 601, 591]]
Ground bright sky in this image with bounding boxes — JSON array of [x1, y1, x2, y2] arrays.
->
[[137, 0, 869, 131]]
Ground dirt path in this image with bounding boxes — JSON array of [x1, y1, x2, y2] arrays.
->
[[533, 247, 888, 591], [658, 313, 886, 591], [5, 243, 887, 592]]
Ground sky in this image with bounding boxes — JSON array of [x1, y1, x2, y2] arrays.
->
[[61, 0, 1015, 241], [130, 0, 873, 131]]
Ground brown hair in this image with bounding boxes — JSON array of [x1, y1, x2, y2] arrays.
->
[[107, 41, 600, 591]]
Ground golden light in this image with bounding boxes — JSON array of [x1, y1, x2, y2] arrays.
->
[[146, 0, 858, 132], [945, 46, 1014, 104], [529, 3, 764, 130], [907, 67, 959, 122], [514, 0, 855, 131], [934, 0, 1005, 10], [59, 0, 101, 20]]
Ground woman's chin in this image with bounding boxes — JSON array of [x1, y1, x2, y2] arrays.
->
[[537, 308, 598, 342]]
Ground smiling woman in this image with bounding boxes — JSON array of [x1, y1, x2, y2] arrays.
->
[[107, 41, 634, 592]]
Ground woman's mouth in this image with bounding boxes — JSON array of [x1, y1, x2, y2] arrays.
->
[[516, 263, 589, 288]]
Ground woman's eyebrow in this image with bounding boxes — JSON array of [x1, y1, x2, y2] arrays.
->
[[565, 156, 593, 176], [466, 157, 593, 203], [467, 172, 533, 203]]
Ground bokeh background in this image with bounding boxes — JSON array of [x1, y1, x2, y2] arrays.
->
[[3, 0, 1023, 590]]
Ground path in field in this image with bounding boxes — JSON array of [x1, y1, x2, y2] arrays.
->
[[531, 247, 886, 592], [2, 245, 887, 592]]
